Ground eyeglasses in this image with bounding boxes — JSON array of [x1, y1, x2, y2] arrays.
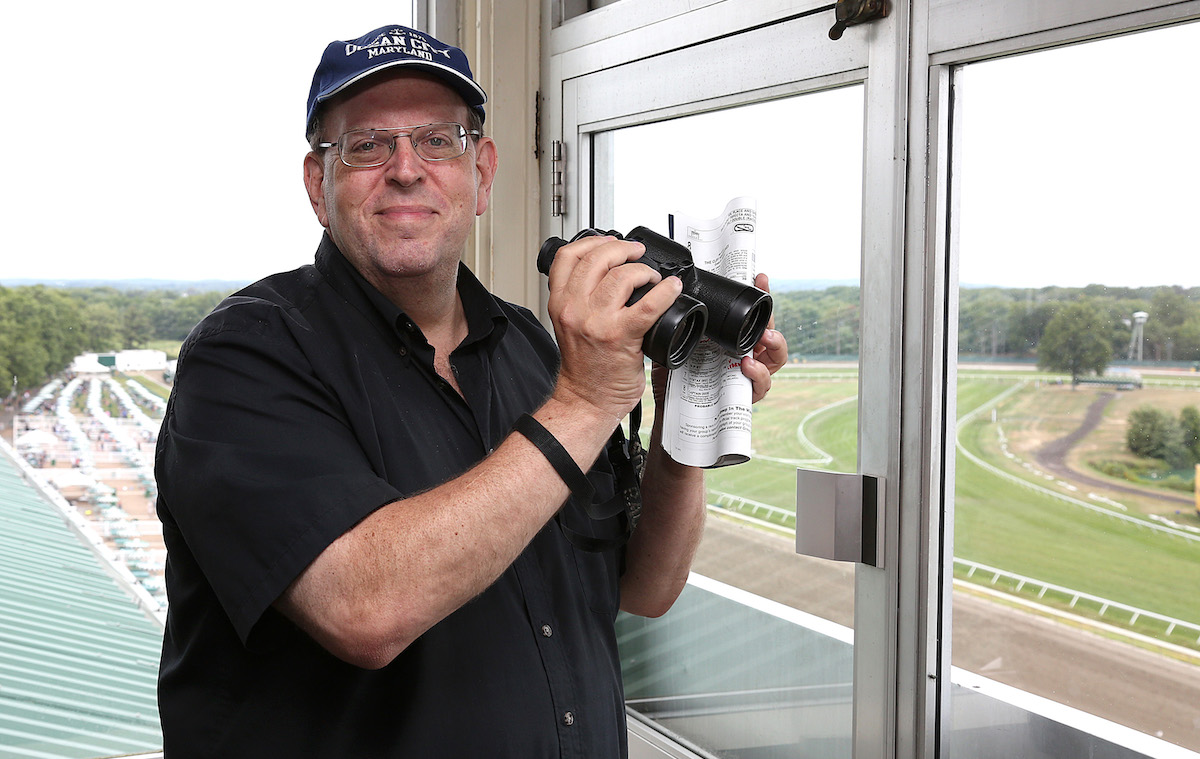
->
[[317, 123, 481, 167]]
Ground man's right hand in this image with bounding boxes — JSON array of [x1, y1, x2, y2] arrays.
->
[[543, 234, 683, 427]]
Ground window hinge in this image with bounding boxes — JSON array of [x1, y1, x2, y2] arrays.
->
[[550, 139, 565, 217]]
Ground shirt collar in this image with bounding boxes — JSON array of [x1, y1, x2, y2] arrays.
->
[[313, 232, 508, 350]]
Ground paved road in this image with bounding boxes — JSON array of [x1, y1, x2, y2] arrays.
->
[[692, 516, 1200, 752]]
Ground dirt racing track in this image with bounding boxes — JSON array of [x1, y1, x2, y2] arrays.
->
[[694, 388, 1200, 752], [1033, 391, 1194, 507], [695, 517, 1200, 752]]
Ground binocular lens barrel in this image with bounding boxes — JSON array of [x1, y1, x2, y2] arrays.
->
[[536, 237, 568, 279], [537, 228, 773, 368], [737, 294, 774, 355], [701, 279, 774, 356], [645, 295, 708, 369], [626, 227, 773, 359]]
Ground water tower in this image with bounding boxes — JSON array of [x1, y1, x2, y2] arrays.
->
[[1126, 311, 1148, 362]]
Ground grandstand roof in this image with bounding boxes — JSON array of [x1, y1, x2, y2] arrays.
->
[[0, 445, 163, 758]]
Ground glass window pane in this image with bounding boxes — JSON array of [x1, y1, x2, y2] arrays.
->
[[950, 23, 1200, 756], [594, 85, 864, 757]]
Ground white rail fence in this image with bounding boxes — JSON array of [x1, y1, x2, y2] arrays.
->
[[710, 492, 795, 528], [956, 558, 1200, 644], [705, 499, 1200, 647]]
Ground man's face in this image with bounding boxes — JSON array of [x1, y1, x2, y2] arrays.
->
[[303, 73, 497, 290]]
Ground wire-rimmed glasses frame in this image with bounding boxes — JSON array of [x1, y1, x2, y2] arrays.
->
[[317, 122, 481, 168]]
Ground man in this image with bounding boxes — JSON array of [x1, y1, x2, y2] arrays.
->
[[154, 23, 786, 757]]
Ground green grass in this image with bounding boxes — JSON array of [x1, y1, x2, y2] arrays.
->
[[954, 438, 1200, 621], [951, 377, 1200, 638], [708, 459, 800, 511], [123, 373, 171, 401], [801, 398, 857, 471], [656, 367, 1200, 642], [98, 383, 122, 417], [643, 376, 857, 515]]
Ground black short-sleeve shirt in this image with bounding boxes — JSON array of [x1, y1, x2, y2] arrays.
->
[[154, 235, 629, 757]]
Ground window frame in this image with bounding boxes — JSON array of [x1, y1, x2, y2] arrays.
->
[[538, 1, 1200, 757]]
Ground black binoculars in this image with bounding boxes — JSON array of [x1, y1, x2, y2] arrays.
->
[[537, 226, 773, 369]]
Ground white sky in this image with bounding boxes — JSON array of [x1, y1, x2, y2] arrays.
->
[[608, 87, 864, 287], [956, 22, 1200, 289], [2, 8, 1196, 288], [610, 22, 1199, 289], [1, 5, 412, 283]]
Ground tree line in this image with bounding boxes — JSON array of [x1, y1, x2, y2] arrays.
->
[[772, 284, 1200, 365], [957, 285, 1200, 363], [0, 286, 231, 395], [5, 282, 1199, 398]]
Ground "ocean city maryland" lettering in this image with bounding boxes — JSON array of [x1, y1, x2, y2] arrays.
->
[[345, 32, 452, 62]]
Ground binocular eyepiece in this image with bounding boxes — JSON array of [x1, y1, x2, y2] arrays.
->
[[537, 226, 773, 369]]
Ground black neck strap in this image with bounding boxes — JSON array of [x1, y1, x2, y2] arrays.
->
[[554, 403, 645, 553]]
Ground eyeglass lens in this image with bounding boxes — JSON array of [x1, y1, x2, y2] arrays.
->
[[339, 123, 467, 166]]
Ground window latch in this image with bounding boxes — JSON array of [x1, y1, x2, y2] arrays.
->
[[828, 0, 890, 40]]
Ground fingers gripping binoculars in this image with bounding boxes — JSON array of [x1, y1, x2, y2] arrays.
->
[[538, 226, 773, 369]]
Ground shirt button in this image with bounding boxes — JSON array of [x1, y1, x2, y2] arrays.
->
[[541, 624, 553, 638], [563, 711, 575, 726], [397, 346, 408, 357]]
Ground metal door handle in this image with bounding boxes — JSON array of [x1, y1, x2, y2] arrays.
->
[[795, 470, 885, 567]]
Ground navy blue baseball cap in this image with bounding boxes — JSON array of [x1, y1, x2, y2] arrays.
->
[[306, 24, 487, 135]]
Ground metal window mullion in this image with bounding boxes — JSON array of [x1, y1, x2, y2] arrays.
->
[[852, 0, 951, 757], [917, 59, 958, 759], [852, 2, 905, 754]]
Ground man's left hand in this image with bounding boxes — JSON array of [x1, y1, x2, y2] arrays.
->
[[740, 273, 788, 403]]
